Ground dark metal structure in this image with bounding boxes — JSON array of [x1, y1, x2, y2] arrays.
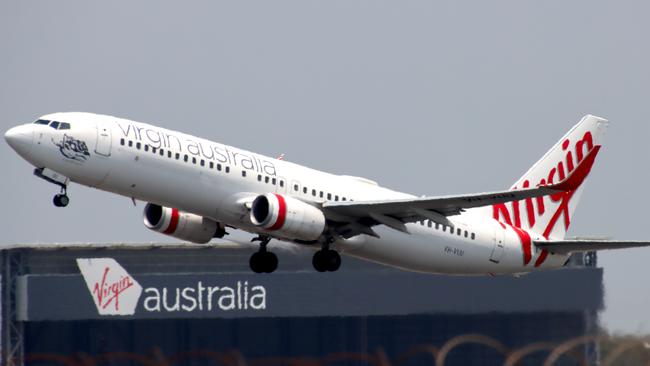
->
[[1, 243, 603, 365]]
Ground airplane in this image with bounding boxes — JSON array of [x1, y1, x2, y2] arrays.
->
[[5, 113, 650, 274]]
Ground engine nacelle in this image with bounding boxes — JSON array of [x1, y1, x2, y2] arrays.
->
[[250, 193, 326, 241], [143, 203, 224, 244]]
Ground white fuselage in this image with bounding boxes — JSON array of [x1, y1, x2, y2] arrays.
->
[[9, 112, 569, 275]]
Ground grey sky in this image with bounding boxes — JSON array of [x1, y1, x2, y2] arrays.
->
[[2, 1, 649, 333]]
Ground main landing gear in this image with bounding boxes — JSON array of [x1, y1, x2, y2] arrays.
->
[[249, 236, 278, 274], [312, 239, 341, 272], [248, 235, 342, 274]]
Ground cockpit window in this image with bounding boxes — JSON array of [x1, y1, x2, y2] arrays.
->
[[33, 119, 71, 130]]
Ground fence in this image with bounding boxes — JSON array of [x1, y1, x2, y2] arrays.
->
[[15, 333, 650, 366]]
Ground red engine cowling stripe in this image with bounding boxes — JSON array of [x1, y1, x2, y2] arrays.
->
[[164, 208, 180, 234], [268, 194, 287, 230]]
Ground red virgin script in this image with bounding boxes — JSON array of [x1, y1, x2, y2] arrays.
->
[[492, 131, 601, 267], [92, 266, 135, 311]]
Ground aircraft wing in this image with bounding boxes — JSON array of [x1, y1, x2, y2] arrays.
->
[[534, 240, 650, 254], [322, 146, 599, 238], [324, 185, 566, 238]]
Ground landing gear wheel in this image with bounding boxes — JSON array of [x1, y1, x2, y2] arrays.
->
[[313, 250, 328, 272], [53, 194, 69, 207], [326, 250, 341, 272], [250, 252, 265, 274], [313, 250, 341, 272], [263, 252, 278, 273], [249, 236, 279, 274]]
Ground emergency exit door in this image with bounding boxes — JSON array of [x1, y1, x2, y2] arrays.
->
[[490, 227, 505, 263]]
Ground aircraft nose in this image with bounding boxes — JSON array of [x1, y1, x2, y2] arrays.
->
[[4, 125, 34, 157]]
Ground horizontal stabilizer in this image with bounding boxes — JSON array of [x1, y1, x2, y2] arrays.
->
[[534, 240, 650, 254]]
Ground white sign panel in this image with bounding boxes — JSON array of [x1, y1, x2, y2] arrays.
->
[[76, 258, 143, 316]]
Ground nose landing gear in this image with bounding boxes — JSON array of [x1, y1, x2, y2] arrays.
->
[[53, 187, 69, 207], [34, 168, 71, 208]]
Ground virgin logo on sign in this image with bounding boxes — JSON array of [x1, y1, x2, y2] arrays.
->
[[77, 258, 143, 316]]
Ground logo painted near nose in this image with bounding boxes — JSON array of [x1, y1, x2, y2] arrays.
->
[[53, 134, 90, 161]]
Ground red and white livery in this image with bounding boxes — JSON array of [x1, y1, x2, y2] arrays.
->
[[6, 113, 650, 274]]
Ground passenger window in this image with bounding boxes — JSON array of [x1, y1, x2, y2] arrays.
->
[[225, 166, 230, 173], [335, 195, 339, 201], [464, 231, 468, 238], [200, 159, 205, 167], [294, 184, 299, 191], [471, 233, 475, 240], [217, 164, 222, 171], [312, 189, 317, 196], [175, 153, 180, 160], [320, 191, 324, 198], [280, 180, 284, 187], [184, 155, 188, 162], [58, 122, 70, 130], [303, 187, 308, 194], [192, 157, 197, 164], [159, 149, 164, 156], [34, 119, 50, 125], [120, 138, 125, 146], [136, 142, 142, 150], [144, 145, 150, 152], [265, 176, 270, 183], [327, 193, 332, 200], [427, 221, 432, 228], [457, 228, 461, 236], [242, 170, 246, 177], [435, 223, 439, 230], [342, 197, 347, 201], [168, 151, 172, 158], [151, 147, 156, 153], [209, 162, 214, 169], [258, 175, 263, 182], [272, 178, 276, 185], [50, 121, 60, 129]]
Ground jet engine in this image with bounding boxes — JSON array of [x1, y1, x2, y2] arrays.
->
[[143, 203, 225, 244], [250, 193, 326, 241]]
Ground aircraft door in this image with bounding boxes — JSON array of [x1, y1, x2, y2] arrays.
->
[[490, 226, 505, 263], [95, 122, 112, 157]]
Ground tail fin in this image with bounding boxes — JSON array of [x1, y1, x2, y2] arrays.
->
[[490, 115, 609, 239]]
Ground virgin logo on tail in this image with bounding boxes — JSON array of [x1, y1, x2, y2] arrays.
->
[[77, 258, 143, 316], [492, 131, 601, 267]]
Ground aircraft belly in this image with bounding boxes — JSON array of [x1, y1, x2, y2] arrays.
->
[[342, 224, 533, 275], [100, 151, 228, 218]]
